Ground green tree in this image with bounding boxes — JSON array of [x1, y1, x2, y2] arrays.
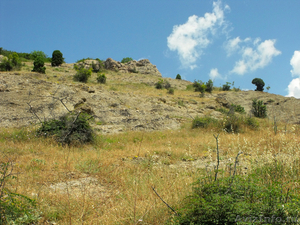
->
[[32, 56, 46, 73], [121, 57, 133, 63], [252, 78, 265, 91], [73, 68, 92, 83], [205, 79, 213, 93], [51, 50, 64, 67], [176, 74, 181, 80], [30, 50, 48, 61]]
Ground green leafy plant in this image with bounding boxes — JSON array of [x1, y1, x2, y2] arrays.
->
[[121, 57, 133, 63], [73, 68, 92, 83], [96, 73, 106, 84], [0, 53, 22, 71], [176, 74, 181, 80], [51, 50, 64, 67], [244, 116, 259, 129], [30, 50, 51, 62], [32, 56, 46, 74], [252, 99, 267, 118], [155, 79, 171, 90], [36, 112, 94, 145], [252, 78, 265, 91]]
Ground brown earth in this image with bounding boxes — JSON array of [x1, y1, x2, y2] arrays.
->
[[1, 61, 300, 134]]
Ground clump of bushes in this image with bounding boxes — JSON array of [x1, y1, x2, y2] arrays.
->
[[192, 79, 213, 96], [96, 73, 106, 84], [32, 56, 46, 73], [0, 53, 22, 71], [51, 50, 64, 67], [192, 116, 217, 129], [36, 112, 94, 145], [231, 104, 245, 113], [222, 82, 231, 91], [155, 79, 171, 90], [73, 67, 92, 83], [252, 99, 267, 118]]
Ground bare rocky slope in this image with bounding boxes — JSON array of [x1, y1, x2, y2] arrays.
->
[[1, 58, 300, 134]]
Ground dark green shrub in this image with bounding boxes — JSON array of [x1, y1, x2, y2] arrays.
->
[[51, 50, 64, 67], [73, 68, 92, 83], [252, 78, 265, 91], [92, 58, 105, 73], [96, 73, 106, 84], [30, 50, 50, 62], [176, 74, 181, 80], [192, 116, 217, 129], [32, 56, 46, 73], [252, 99, 267, 118], [121, 57, 133, 64], [155, 80, 163, 89], [164, 81, 171, 89], [167, 88, 174, 95], [0, 57, 13, 71], [36, 112, 94, 145], [222, 82, 231, 91], [205, 79, 213, 93]]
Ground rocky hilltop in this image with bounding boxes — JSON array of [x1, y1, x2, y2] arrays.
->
[[1, 58, 300, 133]]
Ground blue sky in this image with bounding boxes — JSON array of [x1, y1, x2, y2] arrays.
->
[[1, 0, 300, 97]]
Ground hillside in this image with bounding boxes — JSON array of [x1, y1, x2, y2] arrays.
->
[[1, 59, 300, 132]]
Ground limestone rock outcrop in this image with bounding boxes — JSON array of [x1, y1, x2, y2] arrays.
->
[[75, 58, 162, 77]]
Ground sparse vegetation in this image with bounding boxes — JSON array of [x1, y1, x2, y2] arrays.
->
[[222, 82, 231, 91], [167, 88, 174, 95]]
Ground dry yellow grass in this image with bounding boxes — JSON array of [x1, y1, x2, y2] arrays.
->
[[1, 120, 300, 224]]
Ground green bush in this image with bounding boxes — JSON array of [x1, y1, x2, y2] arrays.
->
[[32, 56, 46, 73], [222, 82, 231, 91], [30, 50, 50, 62], [0, 53, 22, 71], [176, 74, 181, 80], [155, 79, 171, 90], [121, 57, 133, 64], [205, 79, 213, 93], [231, 104, 245, 113], [252, 78, 265, 91], [51, 50, 64, 67], [167, 88, 174, 95], [36, 112, 94, 145], [96, 73, 106, 84], [252, 99, 267, 118], [192, 116, 217, 129], [73, 68, 92, 83], [193, 80, 206, 93], [223, 114, 242, 133]]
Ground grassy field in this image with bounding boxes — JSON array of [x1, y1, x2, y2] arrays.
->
[[1, 119, 300, 224]]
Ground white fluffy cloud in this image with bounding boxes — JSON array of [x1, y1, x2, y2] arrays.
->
[[230, 39, 281, 75], [167, 0, 229, 69], [209, 68, 221, 80], [290, 51, 300, 76], [287, 78, 300, 98], [287, 51, 300, 98]]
